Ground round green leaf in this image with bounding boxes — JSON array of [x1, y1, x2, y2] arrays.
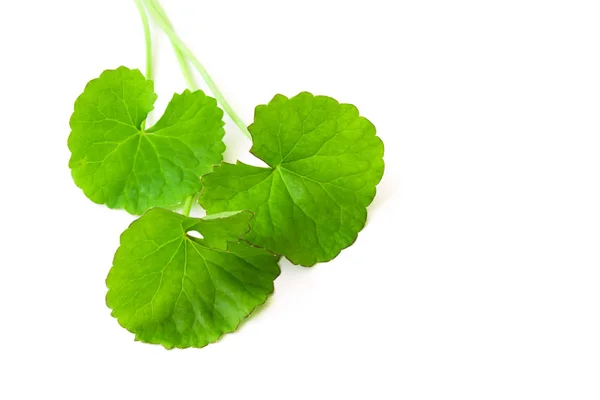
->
[[199, 92, 384, 266], [106, 208, 280, 349], [68, 66, 225, 214]]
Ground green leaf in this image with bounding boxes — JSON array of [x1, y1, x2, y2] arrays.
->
[[68, 66, 225, 214], [106, 208, 280, 349], [199, 92, 384, 266]]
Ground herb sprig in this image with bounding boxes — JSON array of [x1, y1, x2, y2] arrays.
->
[[68, 0, 385, 348]]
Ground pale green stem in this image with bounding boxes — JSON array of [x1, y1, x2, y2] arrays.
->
[[134, 0, 152, 131], [176, 55, 199, 91], [143, 0, 252, 140], [146, 0, 198, 90], [134, 0, 153, 81], [182, 195, 194, 217]]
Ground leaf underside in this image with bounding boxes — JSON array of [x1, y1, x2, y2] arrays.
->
[[106, 208, 280, 349], [199, 92, 384, 266], [68, 66, 226, 214]]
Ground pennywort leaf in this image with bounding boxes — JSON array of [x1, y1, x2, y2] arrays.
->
[[199, 92, 385, 266], [68, 66, 225, 214], [106, 208, 280, 349]]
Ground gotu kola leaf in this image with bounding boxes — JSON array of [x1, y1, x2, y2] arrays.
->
[[106, 208, 280, 349], [68, 66, 226, 214], [199, 92, 384, 266]]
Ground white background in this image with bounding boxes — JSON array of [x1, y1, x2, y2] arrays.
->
[[1, 1, 599, 399]]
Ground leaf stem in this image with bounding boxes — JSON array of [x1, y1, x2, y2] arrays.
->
[[143, 0, 252, 140], [146, 0, 198, 91], [182, 195, 194, 217], [175, 50, 199, 92], [134, 0, 153, 81], [134, 0, 152, 131]]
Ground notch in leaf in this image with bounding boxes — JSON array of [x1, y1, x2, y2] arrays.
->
[[68, 66, 226, 214], [106, 208, 281, 349]]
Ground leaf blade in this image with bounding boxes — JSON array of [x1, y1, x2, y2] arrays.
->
[[199, 92, 384, 266], [68, 67, 226, 214], [106, 208, 280, 349]]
